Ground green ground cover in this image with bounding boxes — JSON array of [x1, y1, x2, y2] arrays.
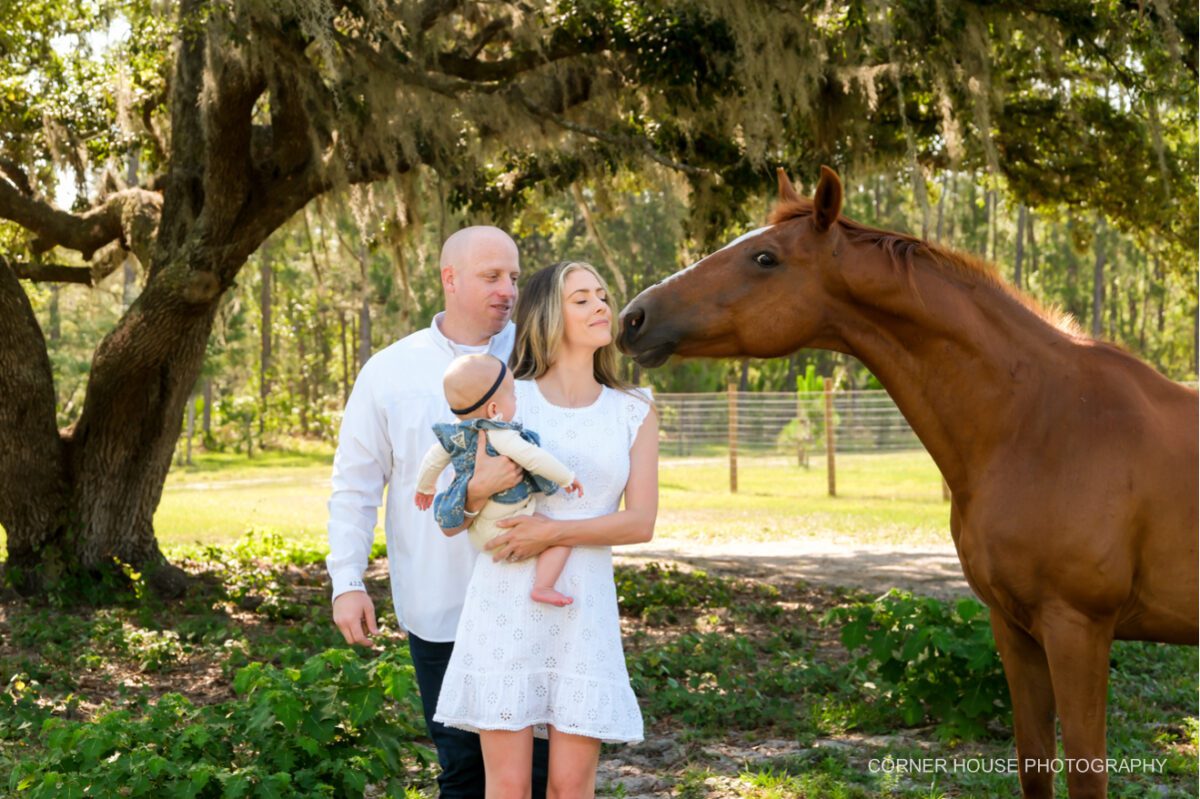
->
[[0, 536, 1193, 798]]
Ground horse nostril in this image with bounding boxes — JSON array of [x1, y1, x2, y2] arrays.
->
[[623, 307, 646, 344]]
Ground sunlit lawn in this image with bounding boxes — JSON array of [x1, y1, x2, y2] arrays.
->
[[138, 443, 955, 554]]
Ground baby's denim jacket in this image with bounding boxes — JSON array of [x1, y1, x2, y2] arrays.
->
[[432, 419, 560, 529]]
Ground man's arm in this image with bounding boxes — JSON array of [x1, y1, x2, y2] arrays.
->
[[326, 364, 390, 646]]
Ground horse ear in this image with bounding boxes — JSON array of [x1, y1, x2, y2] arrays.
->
[[776, 167, 800, 204], [813, 165, 843, 232]]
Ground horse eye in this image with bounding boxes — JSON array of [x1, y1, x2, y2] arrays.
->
[[754, 251, 778, 268]]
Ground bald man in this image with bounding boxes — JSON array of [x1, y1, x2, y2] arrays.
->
[[326, 226, 549, 798]]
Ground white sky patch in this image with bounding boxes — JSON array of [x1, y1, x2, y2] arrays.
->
[[49, 16, 133, 210], [654, 225, 775, 288]]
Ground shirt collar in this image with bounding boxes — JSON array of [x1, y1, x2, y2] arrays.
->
[[430, 312, 515, 358]]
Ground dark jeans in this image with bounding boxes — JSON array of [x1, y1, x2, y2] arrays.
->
[[408, 632, 549, 799]]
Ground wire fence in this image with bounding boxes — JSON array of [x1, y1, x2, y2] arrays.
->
[[656, 381, 1199, 458], [656, 389, 921, 459]]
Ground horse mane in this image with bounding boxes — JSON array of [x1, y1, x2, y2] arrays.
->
[[768, 198, 1084, 337]]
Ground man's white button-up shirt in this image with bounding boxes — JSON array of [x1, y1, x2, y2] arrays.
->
[[325, 313, 515, 642]]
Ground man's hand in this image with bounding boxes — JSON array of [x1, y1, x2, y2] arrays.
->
[[467, 431, 523, 501], [414, 492, 434, 510], [333, 590, 378, 648]]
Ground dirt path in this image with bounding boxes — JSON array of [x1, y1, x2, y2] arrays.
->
[[615, 537, 972, 599]]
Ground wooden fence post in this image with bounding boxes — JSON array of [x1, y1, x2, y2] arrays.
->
[[728, 381, 738, 493], [824, 377, 836, 497], [795, 389, 806, 468]]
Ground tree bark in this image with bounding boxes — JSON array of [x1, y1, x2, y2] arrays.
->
[[63, 262, 223, 597], [259, 249, 272, 437], [0, 261, 69, 591]]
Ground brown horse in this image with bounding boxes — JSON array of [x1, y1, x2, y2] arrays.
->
[[618, 167, 1198, 799]]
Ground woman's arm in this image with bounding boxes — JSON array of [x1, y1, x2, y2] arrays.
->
[[485, 408, 658, 561]]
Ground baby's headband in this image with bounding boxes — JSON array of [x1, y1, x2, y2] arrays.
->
[[451, 361, 507, 415]]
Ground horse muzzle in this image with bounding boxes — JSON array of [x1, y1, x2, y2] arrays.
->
[[617, 299, 678, 368]]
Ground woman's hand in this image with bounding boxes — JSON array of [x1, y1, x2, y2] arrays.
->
[[486, 513, 557, 562]]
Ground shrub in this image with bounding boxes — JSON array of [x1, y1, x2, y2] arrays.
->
[[615, 563, 734, 621], [8, 647, 430, 798], [628, 630, 840, 735], [824, 590, 1010, 739]]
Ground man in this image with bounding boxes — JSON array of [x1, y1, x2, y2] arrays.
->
[[326, 226, 549, 798]]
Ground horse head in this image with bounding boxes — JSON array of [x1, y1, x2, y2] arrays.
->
[[618, 166, 847, 366]]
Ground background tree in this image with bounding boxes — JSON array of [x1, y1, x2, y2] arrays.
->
[[0, 0, 1194, 598]]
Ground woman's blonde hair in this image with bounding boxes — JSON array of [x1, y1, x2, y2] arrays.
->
[[510, 261, 631, 390]]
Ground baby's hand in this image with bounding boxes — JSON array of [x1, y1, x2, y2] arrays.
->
[[414, 492, 434, 510], [564, 479, 584, 497]]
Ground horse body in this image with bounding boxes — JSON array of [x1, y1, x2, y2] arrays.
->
[[617, 167, 1198, 799]]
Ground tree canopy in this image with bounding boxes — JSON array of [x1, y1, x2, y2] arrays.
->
[[0, 0, 1195, 596]]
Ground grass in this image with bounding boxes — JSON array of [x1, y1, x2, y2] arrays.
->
[[655, 451, 950, 545], [142, 443, 952, 551], [0, 443, 951, 550]]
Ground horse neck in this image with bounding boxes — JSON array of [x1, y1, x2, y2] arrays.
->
[[828, 245, 1066, 494]]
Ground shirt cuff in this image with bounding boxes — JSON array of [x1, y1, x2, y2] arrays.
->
[[330, 570, 368, 601]]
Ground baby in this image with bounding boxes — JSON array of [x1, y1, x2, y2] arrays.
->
[[414, 354, 582, 606]]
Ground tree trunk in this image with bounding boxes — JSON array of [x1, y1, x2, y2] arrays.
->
[[0, 261, 69, 592], [259, 250, 272, 437], [1027, 210, 1038, 277], [202, 377, 213, 437], [358, 295, 371, 374], [66, 266, 221, 597], [1014, 205, 1026, 290], [292, 305, 310, 435], [48, 285, 61, 342], [1154, 256, 1164, 334], [986, 189, 997, 262], [339, 309, 350, 406], [1092, 216, 1106, 339], [123, 261, 139, 309], [2, 256, 222, 598], [315, 309, 331, 426], [184, 393, 195, 466], [934, 173, 947, 241]]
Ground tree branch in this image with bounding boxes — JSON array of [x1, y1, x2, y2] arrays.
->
[[0, 178, 161, 263], [4, 259, 94, 285], [157, 0, 208, 258], [417, 0, 464, 32], [200, 43, 266, 237], [0, 158, 33, 197], [511, 91, 711, 178]]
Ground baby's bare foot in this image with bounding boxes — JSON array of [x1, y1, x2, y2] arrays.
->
[[530, 587, 573, 607]]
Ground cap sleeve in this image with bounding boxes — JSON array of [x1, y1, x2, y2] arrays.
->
[[621, 387, 654, 449]]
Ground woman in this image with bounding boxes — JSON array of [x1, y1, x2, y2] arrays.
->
[[434, 261, 658, 798]]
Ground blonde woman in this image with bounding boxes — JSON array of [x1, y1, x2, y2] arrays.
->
[[434, 261, 658, 798]]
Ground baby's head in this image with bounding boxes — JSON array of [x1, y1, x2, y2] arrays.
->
[[444, 354, 516, 421]]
